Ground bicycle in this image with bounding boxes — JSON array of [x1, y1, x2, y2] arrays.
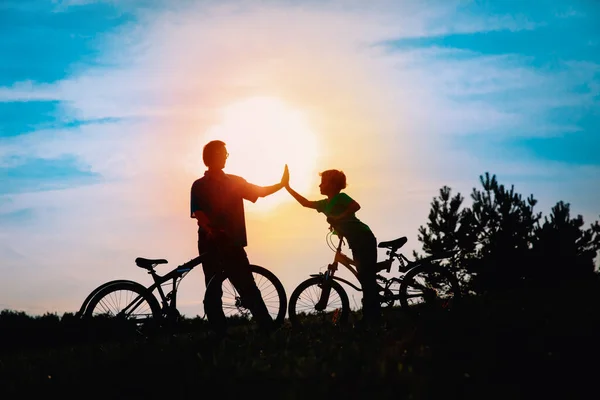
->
[[77, 252, 287, 334], [287, 229, 461, 327]]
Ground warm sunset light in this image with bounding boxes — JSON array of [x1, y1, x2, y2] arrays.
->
[[200, 96, 321, 212], [4, 2, 600, 396]]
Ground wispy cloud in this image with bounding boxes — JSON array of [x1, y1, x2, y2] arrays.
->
[[0, 155, 101, 195], [0, 81, 62, 102], [1, 0, 598, 314]]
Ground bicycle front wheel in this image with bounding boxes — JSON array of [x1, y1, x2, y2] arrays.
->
[[288, 277, 350, 328], [83, 281, 161, 335], [399, 263, 461, 317], [205, 264, 287, 327]]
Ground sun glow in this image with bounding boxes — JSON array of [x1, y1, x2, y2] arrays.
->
[[200, 97, 321, 212]]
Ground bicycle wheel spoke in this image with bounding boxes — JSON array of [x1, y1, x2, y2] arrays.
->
[[222, 281, 238, 299], [85, 283, 159, 332], [292, 279, 344, 320], [379, 276, 401, 308], [207, 266, 286, 326], [401, 265, 461, 316], [289, 277, 350, 327]]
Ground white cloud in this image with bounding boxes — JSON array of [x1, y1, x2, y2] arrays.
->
[[0, 81, 63, 102]]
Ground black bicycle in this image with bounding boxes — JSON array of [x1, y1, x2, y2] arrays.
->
[[77, 252, 287, 333], [288, 229, 461, 327]]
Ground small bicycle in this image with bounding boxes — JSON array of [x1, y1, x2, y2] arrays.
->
[[287, 229, 461, 327], [77, 252, 287, 333]]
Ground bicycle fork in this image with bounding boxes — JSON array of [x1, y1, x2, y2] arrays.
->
[[315, 263, 337, 311]]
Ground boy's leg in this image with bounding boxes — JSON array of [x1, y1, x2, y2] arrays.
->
[[353, 236, 381, 323]]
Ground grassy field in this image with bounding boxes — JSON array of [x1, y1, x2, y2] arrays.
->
[[1, 279, 598, 399]]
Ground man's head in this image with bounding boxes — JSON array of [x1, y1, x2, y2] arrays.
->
[[203, 140, 228, 169]]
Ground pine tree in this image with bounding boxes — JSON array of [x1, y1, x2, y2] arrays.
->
[[416, 172, 600, 294], [414, 186, 476, 287], [533, 201, 600, 281], [467, 173, 541, 291]]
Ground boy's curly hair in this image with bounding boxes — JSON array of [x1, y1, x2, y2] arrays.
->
[[319, 169, 347, 192]]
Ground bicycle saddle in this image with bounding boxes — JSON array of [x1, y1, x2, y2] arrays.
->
[[377, 237, 407, 251], [135, 257, 168, 269]]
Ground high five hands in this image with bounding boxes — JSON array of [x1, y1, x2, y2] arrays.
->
[[281, 164, 290, 189]]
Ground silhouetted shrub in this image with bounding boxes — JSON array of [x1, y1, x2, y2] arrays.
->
[[415, 172, 600, 294]]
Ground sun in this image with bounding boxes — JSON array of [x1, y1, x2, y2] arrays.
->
[[199, 96, 321, 212]]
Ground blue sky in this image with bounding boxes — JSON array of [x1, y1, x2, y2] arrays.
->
[[0, 1, 132, 85], [1, 0, 599, 315], [386, 1, 599, 166]]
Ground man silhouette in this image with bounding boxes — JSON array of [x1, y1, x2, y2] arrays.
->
[[190, 140, 288, 334]]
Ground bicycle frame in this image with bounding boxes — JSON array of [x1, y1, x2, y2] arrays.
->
[[313, 232, 452, 308], [142, 255, 204, 317], [310, 235, 353, 287], [315, 234, 408, 291]]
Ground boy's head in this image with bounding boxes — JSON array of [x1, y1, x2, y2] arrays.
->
[[319, 169, 347, 195]]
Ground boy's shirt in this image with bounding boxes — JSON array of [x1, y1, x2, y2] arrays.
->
[[314, 192, 372, 244]]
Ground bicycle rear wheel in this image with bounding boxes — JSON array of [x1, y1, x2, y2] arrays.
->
[[288, 276, 350, 328], [204, 264, 287, 327], [83, 281, 161, 336], [399, 263, 461, 317], [378, 276, 402, 308], [77, 279, 138, 317]]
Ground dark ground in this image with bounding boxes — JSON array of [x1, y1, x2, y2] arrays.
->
[[1, 279, 598, 399]]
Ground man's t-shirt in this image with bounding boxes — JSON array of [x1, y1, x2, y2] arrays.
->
[[314, 192, 372, 244], [190, 170, 260, 247]]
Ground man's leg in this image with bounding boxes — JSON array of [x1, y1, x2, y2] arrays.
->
[[224, 247, 274, 331], [199, 237, 227, 334]]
